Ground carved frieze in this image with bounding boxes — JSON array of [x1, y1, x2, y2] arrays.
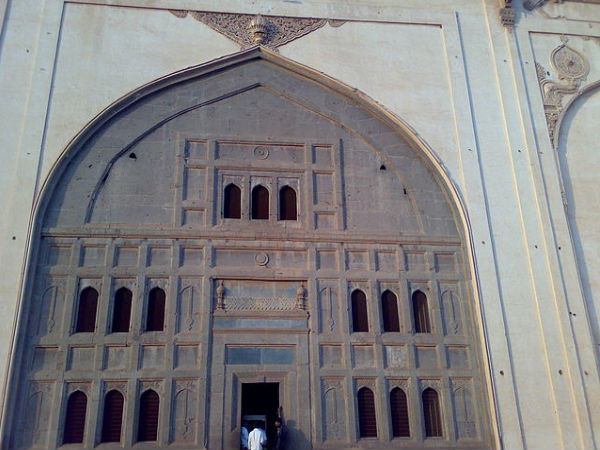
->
[[168, 10, 345, 49]]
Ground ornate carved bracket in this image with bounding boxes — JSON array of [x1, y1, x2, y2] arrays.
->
[[169, 10, 345, 49], [535, 36, 590, 147]]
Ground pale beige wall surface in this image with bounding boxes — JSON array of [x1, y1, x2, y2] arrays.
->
[[0, 1, 599, 449]]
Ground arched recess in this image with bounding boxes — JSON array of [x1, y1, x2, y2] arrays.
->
[[2, 47, 497, 450], [556, 83, 600, 349]]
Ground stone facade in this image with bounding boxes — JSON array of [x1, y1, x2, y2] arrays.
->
[[1, 1, 600, 450]]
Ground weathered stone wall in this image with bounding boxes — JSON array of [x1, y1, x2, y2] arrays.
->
[[1, 1, 600, 450]]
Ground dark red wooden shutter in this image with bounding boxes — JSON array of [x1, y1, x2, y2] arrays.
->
[[352, 290, 369, 332], [138, 390, 160, 441], [382, 290, 400, 332], [357, 387, 377, 438], [146, 287, 165, 332], [279, 186, 297, 220], [101, 390, 124, 442], [224, 184, 241, 219], [390, 387, 410, 437], [63, 391, 87, 444], [75, 287, 98, 333], [423, 388, 442, 437], [251, 185, 269, 219], [111, 287, 132, 333], [413, 290, 431, 333]]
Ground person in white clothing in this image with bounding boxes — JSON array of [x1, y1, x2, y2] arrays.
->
[[247, 422, 267, 450]]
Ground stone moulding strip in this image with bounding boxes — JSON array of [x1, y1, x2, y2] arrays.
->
[[168, 9, 346, 49]]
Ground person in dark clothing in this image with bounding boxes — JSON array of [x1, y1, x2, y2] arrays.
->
[[273, 419, 285, 450]]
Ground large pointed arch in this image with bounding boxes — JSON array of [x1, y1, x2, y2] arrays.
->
[[3, 46, 496, 450]]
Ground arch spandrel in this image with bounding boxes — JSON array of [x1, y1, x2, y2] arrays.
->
[[6, 48, 495, 450]]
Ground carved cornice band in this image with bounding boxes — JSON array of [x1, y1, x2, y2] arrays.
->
[[168, 10, 345, 49]]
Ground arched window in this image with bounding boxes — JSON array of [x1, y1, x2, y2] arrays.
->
[[224, 183, 241, 219], [422, 388, 442, 437], [381, 290, 400, 332], [111, 287, 132, 333], [390, 387, 410, 437], [146, 287, 165, 332], [138, 389, 160, 442], [351, 289, 369, 332], [75, 287, 98, 333], [412, 290, 431, 333], [357, 387, 377, 438], [279, 186, 297, 220], [251, 185, 269, 220], [63, 391, 87, 444], [101, 390, 124, 443]]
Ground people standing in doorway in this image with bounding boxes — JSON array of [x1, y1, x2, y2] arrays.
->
[[274, 418, 285, 450], [248, 421, 267, 450], [240, 421, 249, 450]]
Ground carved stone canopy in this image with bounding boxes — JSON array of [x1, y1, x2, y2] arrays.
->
[[169, 10, 345, 49]]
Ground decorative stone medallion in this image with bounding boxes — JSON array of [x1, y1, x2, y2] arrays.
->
[[551, 37, 589, 80]]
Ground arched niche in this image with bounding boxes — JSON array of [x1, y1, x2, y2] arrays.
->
[[4, 47, 495, 450], [557, 85, 600, 347]]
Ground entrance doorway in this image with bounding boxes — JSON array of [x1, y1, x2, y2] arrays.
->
[[242, 383, 279, 449]]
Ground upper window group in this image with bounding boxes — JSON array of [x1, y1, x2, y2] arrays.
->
[[224, 183, 297, 221]]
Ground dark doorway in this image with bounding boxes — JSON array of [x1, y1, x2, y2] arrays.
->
[[242, 383, 279, 449]]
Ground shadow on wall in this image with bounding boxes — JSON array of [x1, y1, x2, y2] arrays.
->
[[557, 87, 600, 352]]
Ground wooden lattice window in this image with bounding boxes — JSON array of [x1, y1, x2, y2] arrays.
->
[[357, 387, 377, 438], [146, 287, 165, 332], [138, 389, 160, 442], [101, 390, 124, 443], [422, 388, 442, 437], [390, 387, 410, 437], [381, 290, 400, 332], [251, 185, 269, 219], [63, 391, 87, 444], [75, 287, 98, 333], [111, 287, 132, 333], [351, 289, 369, 332], [224, 183, 241, 219], [412, 290, 431, 333], [279, 186, 297, 220]]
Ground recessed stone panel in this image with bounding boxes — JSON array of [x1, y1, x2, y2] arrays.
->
[[352, 345, 374, 368], [317, 250, 338, 270], [116, 246, 138, 266], [447, 346, 470, 369], [376, 251, 396, 271], [68, 346, 95, 371], [216, 141, 304, 163], [31, 347, 58, 373], [180, 247, 203, 266], [46, 245, 71, 266], [80, 245, 105, 266], [346, 250, 368, 270], [312, 145, 333, 166], [405, 251, 426, 271], [148, 246, 171, 266], [183, 167, 207, 201], [416, 346, 438, 368], [140, 345, 165, 369], [104, 346, 130, 370], [320, 345, 343, 368], [384, 345, 407, 368], [435, 252, 457, 273], [182, 208, 206, 226], [175, 344, 199, 368], [225, 346, 295, 365], [185, 139, 207, 159], [314, 172, 334, 205]]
